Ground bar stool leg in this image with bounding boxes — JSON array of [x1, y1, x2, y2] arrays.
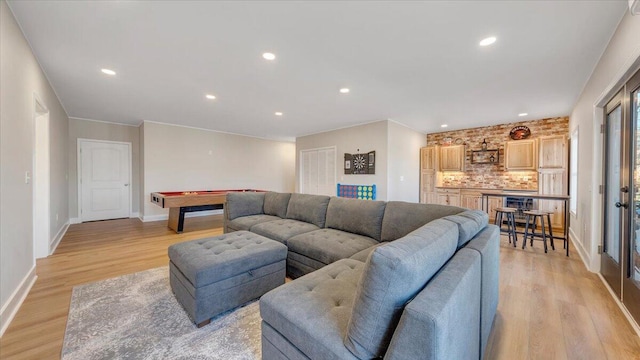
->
[[523, 215, 530, 249], [540, 216, 548, 253], [530, 215, 535, 247], [546, 213, 556, 251], [509, 213, 517, 247]]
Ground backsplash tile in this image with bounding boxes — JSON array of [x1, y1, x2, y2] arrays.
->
[[427, 116, 569, 190]]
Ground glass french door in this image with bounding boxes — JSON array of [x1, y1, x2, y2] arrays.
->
[[602, 68, 640, 323], [602, 90, 624, 297]]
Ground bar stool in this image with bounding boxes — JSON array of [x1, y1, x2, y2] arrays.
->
[[522, 210, 555, 253], [494, 207, 518, 247]]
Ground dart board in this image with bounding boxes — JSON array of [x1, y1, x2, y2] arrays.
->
[[344, 151, 375, 174]]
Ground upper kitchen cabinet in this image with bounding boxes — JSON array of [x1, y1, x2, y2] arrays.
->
[[440, 145, 465, 172], [421, 145, 439, 171], [539, 135, 567, 169], [504, 139, 537, 171]]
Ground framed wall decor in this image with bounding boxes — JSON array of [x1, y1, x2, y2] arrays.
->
[[344, 151, 376, 174]]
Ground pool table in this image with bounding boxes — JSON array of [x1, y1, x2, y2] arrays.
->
[[150, 189, 263, 233]]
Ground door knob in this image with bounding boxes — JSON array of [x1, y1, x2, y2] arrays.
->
[[621, 186, 629, 193], [615, 202, 628, 209]]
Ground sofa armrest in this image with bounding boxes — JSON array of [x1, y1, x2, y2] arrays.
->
[[384, 249, 481, 360]]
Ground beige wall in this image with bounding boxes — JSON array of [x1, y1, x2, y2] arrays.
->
[[68, 118, 141, 219], [387, 121, 426, 202], [296, 121, 389, 200], [1, 0, 69, 319], [570, 11, 640, 271], [142, 121, 296, 218], [139, 122, 145, 217]]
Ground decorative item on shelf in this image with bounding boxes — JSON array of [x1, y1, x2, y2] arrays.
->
[[344, 151, 375, 174], [509, 126, 531, 140], [471, 149, 499, 164], [481, 139, 488, 150], [454, 138, 463, 145]]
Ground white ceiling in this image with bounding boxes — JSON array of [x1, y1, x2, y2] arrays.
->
[[8, 1, 627, 141]]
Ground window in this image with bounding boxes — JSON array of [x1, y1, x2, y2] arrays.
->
[[570, 128, 578, 215]]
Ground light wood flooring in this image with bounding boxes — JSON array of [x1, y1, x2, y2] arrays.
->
[[1, 216, 639, 359]]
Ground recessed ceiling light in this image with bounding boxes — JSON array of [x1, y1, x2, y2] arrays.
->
[[339, 88, 350, 94], [518, 113, 528, 117], [262, 52, 276, 60], [101, 68, 116, 75], [275, 112, 283, 116], [205, 94, 216, 100], [441, 124, 448, 128], [479, 37, 497, 46]]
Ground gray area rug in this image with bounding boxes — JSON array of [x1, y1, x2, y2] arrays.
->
[[62, 267, 261, 360]]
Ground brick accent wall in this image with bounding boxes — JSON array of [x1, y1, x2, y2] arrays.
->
[[426, 116, 569, 190]]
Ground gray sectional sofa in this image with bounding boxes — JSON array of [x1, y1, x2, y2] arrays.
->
[[224, 191, 499, 360]]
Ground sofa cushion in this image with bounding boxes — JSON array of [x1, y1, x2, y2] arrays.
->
[[260, 259, 364, 360], [443, 210, 489, 249], [344, 218, 459, 359], [349, 243, 385, 263], [226, 214, 281, 231], [286, 193, 330, 228], [264, 192, 291, 218], [380, 201, 464, 242], [225, 192, 265, 220], [288, 229, 379, 266], [251, 219, 320, 245], [325, 197, 386, 241]]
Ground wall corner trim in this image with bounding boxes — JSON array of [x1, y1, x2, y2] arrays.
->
[[568, 228, 593, 272], [49, 222, 69, 255], [0, 266, 37, 337]]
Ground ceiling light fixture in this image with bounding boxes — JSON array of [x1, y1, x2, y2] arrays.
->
[[441, 124, 448, 128], [101, 68, 116, 75], [205, 94, 216, 100], [518, 113, 528, 117], [262, 52, 276, 60], [275, 112, 283, 116], [339, 88, 350, 94], [479, 36, 497, 46]]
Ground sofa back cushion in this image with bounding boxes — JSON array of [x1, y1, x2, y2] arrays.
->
[[443, 210, 489, 249], [285, 193, 331, 228], [380, 201, 464, 242], [263, 192, 291, 218], [325, 197, 387, 241], [344, 218, 459, 359], [225, 192, 265, 220]]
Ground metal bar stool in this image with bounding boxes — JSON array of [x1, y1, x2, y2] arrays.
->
[[522, 210, 555, 253], [494, 207, 518, 247]]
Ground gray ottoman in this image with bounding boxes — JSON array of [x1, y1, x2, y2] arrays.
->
[[168, 231, 287, 327]]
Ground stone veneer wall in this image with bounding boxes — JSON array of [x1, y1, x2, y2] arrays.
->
[[426, 116, 569, 190]]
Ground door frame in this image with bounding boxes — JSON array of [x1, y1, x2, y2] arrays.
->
[[77, 138, 133, 222], [32, 93, 50, 259]]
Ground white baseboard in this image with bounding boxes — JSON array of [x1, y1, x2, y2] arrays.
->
[[597, 273, 640, 337], [69, 217, 81, 224], [141, 209, 224, 222], [49, 222, 69, 255], [0, 266, 37, 337], [568, 228, 592, 271]]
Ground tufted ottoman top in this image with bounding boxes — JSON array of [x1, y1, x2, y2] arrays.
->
[[168, 231, 288, 288]]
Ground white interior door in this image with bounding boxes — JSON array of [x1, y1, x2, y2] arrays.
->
[[79, 140, 131, 221], [300, 147, 336, 196]]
